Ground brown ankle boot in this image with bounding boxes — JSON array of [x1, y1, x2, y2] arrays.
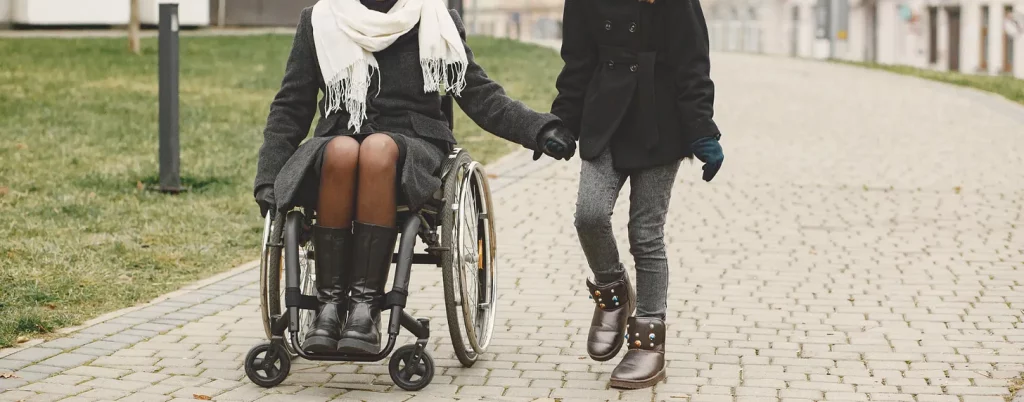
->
[[610, 316, 666, 389], [585, 272, 635, 361]]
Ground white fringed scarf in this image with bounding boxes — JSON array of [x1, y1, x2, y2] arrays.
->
[[311, 0, 468, 130]]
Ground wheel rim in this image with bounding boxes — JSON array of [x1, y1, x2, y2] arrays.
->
[[260, 213, 316, 355], [260, 214, 277, 340], [397, 354, 427, 382], [250, 346, 284, 381], [278, 235, 316, 355], [454, 162, 497, 353]]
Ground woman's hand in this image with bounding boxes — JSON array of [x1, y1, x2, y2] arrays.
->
[[691, 136, 724, 182], [255, 186, 277, 217], [533, 125, 577, 161]]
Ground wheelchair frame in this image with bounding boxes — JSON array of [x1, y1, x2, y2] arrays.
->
[[245, 96, 499, 391]]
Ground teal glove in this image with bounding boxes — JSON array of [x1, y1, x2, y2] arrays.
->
[[691, 136, 723, 182]]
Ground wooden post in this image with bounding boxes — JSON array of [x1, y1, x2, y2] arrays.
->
[[129, 0, 141, 54]]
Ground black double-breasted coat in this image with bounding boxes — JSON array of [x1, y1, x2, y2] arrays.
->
[[551, 0, 721, 170]]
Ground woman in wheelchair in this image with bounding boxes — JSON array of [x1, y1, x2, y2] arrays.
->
[[253, 0, 575, 356]]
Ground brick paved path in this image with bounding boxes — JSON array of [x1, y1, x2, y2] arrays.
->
[[2, 52, 1023, 402]]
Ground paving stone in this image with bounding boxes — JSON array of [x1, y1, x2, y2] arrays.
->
[[116, 393, 173, 402], [78, 378, 150, 392], [0, 390, 36, 401], [76, 388, 129, 400], [16, 365, 66, 375], [4, 348, 62, 363], [79, 323, 133, 336], [90, 356, 160, 367], [36, 354, 94, 368], [64, 366, 129, 379], [41, 375, 92, 386], [17, 382, 92, 396], [0, 360, 31, 371]]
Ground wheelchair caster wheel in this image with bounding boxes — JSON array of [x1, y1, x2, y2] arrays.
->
[[389, 344, 435, 391], [244, 343, 291, 388]]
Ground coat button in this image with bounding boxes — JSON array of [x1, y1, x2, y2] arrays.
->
[[629, 22, 637, 33], [607, 60, 616, 70], [604, 20, 612, 31], [629, 64, 638, 72]]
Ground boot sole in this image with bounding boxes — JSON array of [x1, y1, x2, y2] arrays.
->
[[336, 338, 380, 355], [302, 336, 339, 355], [609, 368, 666, 389]]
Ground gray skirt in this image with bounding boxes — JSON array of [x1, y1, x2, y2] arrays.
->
[[273, 131, 451, 212]]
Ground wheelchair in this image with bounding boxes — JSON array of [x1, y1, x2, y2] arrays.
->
[[244, 97, 499, 391]]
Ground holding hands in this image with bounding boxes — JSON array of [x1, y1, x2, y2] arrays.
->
[[533, 124, 577, 161]]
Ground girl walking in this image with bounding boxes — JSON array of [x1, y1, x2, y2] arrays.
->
[[551, 0, 725, 389]]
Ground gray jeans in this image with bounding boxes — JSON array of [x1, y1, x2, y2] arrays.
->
[[575, 149, 681, 319]]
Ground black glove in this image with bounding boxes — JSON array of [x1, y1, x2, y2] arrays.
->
[[532, 124, 577, 161], [691, 136, 724, 182], [255, 185, 276, 217]]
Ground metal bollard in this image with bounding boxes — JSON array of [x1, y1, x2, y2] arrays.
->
[[158, 2, 182, 193]]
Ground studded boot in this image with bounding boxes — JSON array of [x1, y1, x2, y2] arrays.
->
[[610, 316, 667, 389], [336, 222, 398, 355], [302, 225, 351, 354], [585, 270, 636, 361]]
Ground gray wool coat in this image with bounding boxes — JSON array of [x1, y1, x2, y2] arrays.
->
[[254, 7, 559, 211]]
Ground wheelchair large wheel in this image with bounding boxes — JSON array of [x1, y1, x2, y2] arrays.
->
[[440, 150, 498, 367], [259, 212, 317, 356]]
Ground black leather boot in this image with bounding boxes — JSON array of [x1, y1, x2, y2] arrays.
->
[[336, 222, 397, 355], [610, 316, 667, 389], [586, 270, 636, 361], [302, 225, 351, 354]]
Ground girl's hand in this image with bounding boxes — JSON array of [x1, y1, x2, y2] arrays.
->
[[533, 125, 578, 161], [691, 136, 724, 182]]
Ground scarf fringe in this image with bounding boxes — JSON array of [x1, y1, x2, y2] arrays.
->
[[323, 62, 380, 131], [422, 58, 467, 96]]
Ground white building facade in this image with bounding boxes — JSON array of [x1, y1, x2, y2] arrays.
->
[[706, 0, 1024, 78], [0, 0, 209, 27]]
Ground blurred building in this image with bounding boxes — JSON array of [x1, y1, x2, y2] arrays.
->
[[3, 0, 1018, 79], [704, 0, 1024, 78], [462, 0, 563, 41]]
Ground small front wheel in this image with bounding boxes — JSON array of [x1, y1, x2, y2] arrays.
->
[[244, 343, 291, 388], [388, 344, 435, 391]]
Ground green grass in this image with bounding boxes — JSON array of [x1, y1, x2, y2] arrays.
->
[[0, 34, 562, 347], [834, 60, 1024, 106]]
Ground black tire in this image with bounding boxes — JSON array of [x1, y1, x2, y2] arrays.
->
[[244, 343, 291, 388], [388, 344, 435, 391], [260, 213, 285, 340], [440, 150, 478, 367], [259, 211, 317, 357]]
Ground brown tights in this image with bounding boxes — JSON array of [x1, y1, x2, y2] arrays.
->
[[316, 134, 399, 229]]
